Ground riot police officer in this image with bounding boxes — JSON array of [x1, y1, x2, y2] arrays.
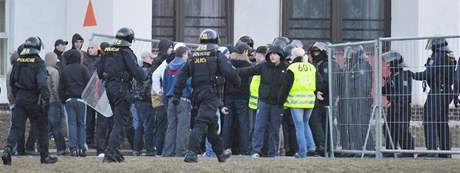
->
[[413, 38, 456, 158], [173, 29, 241, 163], [2, 37, 58, 165], [382, 51, 415, 157], [97, 27, 146, 162], [309, 41, 338, 156]]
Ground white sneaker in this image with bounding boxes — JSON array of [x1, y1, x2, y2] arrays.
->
[[97, 153, 105, 158], [251, 153, 260, 158]]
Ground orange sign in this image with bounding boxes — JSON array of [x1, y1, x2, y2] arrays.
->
[[83, 0, 97, 27]]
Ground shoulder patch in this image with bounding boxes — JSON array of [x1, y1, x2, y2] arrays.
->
[[16, 57, 36, 63], [105, 47, 120, 52]]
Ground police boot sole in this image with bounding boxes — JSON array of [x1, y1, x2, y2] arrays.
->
[[184, 158, 198, 163], [2, 155, 11, 165]]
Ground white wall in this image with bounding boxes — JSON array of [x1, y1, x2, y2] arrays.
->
[[233, 0, 281, 47], [1, 0, 152, 104]]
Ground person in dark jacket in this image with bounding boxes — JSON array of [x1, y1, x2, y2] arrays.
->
[[53, 39, 68, 72], [59, 49, 91, 157], [131, 52, 156, 156], [62, 33, 85, 67], [238, 46, 288, 158], [222, 42, 252, 155], [83, 42, 101, 148], [150, 39, 174, 156]]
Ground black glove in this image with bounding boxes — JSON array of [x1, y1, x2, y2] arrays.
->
[[172, 96, 180, 106]]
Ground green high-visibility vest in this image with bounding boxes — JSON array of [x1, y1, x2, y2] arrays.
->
[[248, 75, 260, 109], [284, 62, 316, 108]]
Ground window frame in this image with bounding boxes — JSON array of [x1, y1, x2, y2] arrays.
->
[[282, 0, 391, 44], [0, 0, 9, 77], [152, 0, 234, 44]]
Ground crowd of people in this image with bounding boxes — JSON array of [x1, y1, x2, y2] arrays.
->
[[15, 26, 456, 164]]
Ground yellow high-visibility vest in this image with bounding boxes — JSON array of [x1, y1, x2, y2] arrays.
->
[[284, 62, 316, 108], [248, 75, 260, 109]]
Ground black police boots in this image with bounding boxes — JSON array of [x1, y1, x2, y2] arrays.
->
[[40, 155, 58, 164], [217, 149, 232, 163], [184, 151, 198, 163], [1, 148, 12, 165]]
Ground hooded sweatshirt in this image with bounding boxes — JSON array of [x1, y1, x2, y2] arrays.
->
[[59, 49, 90, 102], [153, 39, 174, 70], [163, 57, 192, 98], [71, 33, 84, 50], [45, 52, 61, 103], [61, 33, 85, 68], [238, 46, 288, 105], [224, 52, 252, 100]]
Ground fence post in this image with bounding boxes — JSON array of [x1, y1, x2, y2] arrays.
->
[[375, 38, 383, 159], [327, 44, 335, 158]]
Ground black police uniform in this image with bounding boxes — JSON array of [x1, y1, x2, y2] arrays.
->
[[97, 29, 145, 162], [310, 49, 339, 155], [382, 63, 415, 151], [173, 43, 241, 162], [338, 46, 373, 151], [413, 41, 456, 154], [3, 37, 57, 165]]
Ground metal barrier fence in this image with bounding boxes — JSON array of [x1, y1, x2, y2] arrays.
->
[[328, 35, 460, 158]]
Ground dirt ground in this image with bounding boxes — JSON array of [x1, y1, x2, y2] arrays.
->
[[1, 156, 460, 173]]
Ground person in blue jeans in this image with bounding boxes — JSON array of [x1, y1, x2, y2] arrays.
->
[[59, 49, 90, 157], [132, 52, 156, 156], [162, 46, 192, 157], [279, 47, 317, 158], [45, 52, 67, 155], [222, 43, 252, 155], [238, 46, 288, 158]]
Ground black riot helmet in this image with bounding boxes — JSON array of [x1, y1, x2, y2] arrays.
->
[[309, 41, 328, 61], [20, 36, 43, 56], [272, 36, 290, 49], [425, 38, 448, 51], [114, 27, 135, 47], [199, 29, 219, 44], [238, 36, 254, 48], [382, 51, 405, 72]]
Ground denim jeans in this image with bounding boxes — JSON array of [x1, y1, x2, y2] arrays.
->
[[132, 100, 156, 153], [290, 108, 315, 157], [251, 101, 283, 157], [153, 106, 167, 155], [65, 98, 87, 152], [163, 99, 191, 156], [48, 102, 66, 151], [222, 99, 250, 154]]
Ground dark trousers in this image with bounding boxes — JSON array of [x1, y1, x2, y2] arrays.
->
[[106, 83, 133, 150], [6, 103, 49, 160], [86, 106, 97, 146], [96, 114, 113, 154], [25, 119, 39, 151], [153, 106, 167, 155], [282, 109, 298, 156], [133, 100, 156, 153], [423, 93, 451, 150], [222, 99, 250, 154], [188, 89, 224, 156], [310, 106, 327, 150], [251, 101, 282, 156], [385, 103, 414, 150]]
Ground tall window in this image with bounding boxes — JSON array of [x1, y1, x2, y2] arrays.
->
[[152, 0, 233, 44], [0, 0, 8, 76], [283, 0, 390, 47]]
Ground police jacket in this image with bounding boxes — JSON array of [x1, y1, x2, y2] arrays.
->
[[173, 44, 241, 98], [9, 54, 49, 105], [97, 46, 146, 85], [383, 68, 412, 106], [238, 46, 288, 105], [413, 49, 456, 93], [313, 57, 339, 107]]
